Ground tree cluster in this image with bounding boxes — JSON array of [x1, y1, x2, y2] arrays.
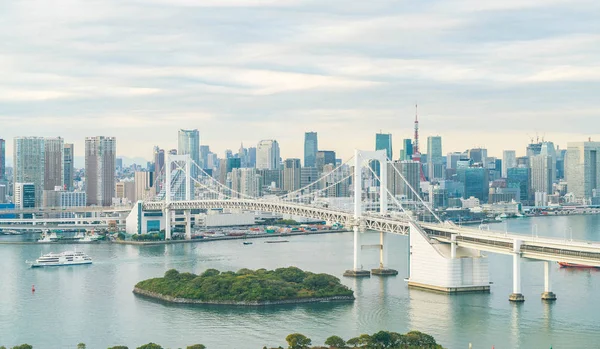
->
[[135, 267, 353, 303], [284, 330, 443, 349]]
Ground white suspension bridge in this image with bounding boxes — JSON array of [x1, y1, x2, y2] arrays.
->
[[4, 150, 600, 302]]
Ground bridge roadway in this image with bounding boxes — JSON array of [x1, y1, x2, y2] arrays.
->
[[0, 206, 132, 215], [144, 199, 600, 266]]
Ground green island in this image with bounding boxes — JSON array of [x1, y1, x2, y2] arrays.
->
[[133, 267, 355, 305], [1, 330, 444, 349]]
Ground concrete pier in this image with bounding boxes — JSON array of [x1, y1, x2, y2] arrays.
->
[[509, 239, 524, 302], [343, 269, 371, 277], [371, 268, 398, 276], [541, 261, 557, 301]]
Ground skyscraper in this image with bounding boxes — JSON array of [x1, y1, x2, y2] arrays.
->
[[256, 140, 280, 170], [153, 146, 165, 175], [468, 148, 487, 165], [14, 137, 45, 207], [401, 139, 413, 161], [304, 132, 318, 167], [283, 158, 301, 192], [375, 133, 393, 160], [427, 136, 443, 180], [316, 151, 336, 173], [199, 145, 210, 169], [566, 141, 600, 202], [63, 143, 74, 191], [464, 167, 489, 203], [85, 136, 116, 206], [178, 129, 200, 177], [502, 150, 517, 178], [44, 137, 64, 191], [507, 167, 531, 204], [540, 141, 557, 182], [0, 139, 5, 181], [531, 154, 554, 195]]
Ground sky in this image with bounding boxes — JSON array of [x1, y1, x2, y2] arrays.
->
[[1, 0, 599, 165]]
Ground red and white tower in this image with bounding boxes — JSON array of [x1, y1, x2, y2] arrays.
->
[[411, 104, 426, 181]]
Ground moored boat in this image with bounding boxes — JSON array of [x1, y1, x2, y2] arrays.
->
[[558, 262, 600, 269], [37, 230, 59, 243]]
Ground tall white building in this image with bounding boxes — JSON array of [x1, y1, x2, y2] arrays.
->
[[231, 168, 262, 198], [566, 141, 600, 202], [256, 140, 280, 170], [531, 155, 554, 195], [14, 137, 45, 207], [540, 141, 557, 182], [502, 150, 517, 178], [426, 136, 443, 180], [283, 158, 301, 192], [134, 171, 154, 201], [85, 136, 116, 206]]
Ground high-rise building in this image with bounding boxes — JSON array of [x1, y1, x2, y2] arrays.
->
[[375, 133, 393, 160], [398, 160, 421, 201], [219, 158, 242, 185], [316, 151, 336, 173], [468, 148, 487, 165], [178, 129, 200, 176], [507, 167, 531, 204], [502, 150, 517, 178], [566, 141, 600, 202], [199, 145, 210, 169], [0, 138, 5, 181], [304, 132, 318, 168], [248, 147, 257, 168], [44, 137, 64, 191], [85, 136, 116, 206], [401, 139, 413, 161], [464, 167, 489, 203], [257, 169, 283, 189], [231, 168, 262, 198], [134, 171, 155, 201], [64, 143, 74, 191], [283, 158, 301, 192], [14, 137, 45, 207], [426, 136, 443, 180], [42, 188, 86, 217], [446, 152, 463, 169], [0, 184, 6, 203], [527, 141, 543, 157], [540, 141, 557, 183], [256, 140, 280, 170], [300, 167, 319, 188], [531, 155, 554, 195], [116, 158, 123, 170], [153, 146, 165, 175]]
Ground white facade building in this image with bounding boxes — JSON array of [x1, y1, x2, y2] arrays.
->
[[566, 141, 600, 202], [256, 140, 280, 170], [502, 150, 516, 178]]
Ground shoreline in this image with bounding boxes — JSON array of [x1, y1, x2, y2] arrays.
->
[[132, 287, 355, 306]]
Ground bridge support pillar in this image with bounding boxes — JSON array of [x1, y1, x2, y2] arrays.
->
[[509, 239, 525, 302], [541, 261, 556, 301], [164, 209, 172, 240], [344, 226, 370, 277], [372, 231, 398, 276], [185, 210, 192, 240]]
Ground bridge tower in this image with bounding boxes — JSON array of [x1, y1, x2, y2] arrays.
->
[[164, 154, 193, 240], [344, 149, 397, 277]]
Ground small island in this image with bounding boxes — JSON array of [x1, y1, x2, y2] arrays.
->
[[133, 267, 355, 306]]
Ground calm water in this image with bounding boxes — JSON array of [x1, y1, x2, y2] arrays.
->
[[1, 215, 600, 349]]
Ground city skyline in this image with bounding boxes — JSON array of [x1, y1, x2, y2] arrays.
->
[[1, 0, 599, 161]]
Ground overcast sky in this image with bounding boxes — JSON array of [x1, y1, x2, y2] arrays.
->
[[1, 0, 599, 164]]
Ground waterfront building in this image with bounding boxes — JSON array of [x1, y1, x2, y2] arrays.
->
[[256, 140, 280, 170], [464, 167, 489, 203], [283, 158, 301, 192], [42, 188, 86, 218], [64, 143, 74, 191], [507, 167, 531, 204], [14, 137, 45, 207], [316, 150, 336, 173], [44, 137, 64, 191], [178, 129, 200, 176], [427, 136, 443, 180], [502, 150, 516, 178], [531, 155, 554, 195], [14, 182, 35, 218], [85, 136, 116, 206], [0, 138, 5, 181], [304, 132, 318, 168], [566, 141, 600, 202]]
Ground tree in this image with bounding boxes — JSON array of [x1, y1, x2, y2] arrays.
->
[[285, 333, 312, 349], [346, 338, 360, 348], [108, 347, 129, 349], [77, 343, 86, 349], [370, 331, 392, 348], [324, 335, 346, 348], [11, 345, 33, 349], [186, 345, 206, 349], [136, 344, 163, 349], [404, 331, 437, 346]]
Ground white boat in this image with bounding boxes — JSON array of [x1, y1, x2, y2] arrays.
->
[[38, 230, 59, 243], [500, 213, 508, 219], [79, 231, 101, 242], [495, 216, 503, 221], [28, 251, 92, 268]]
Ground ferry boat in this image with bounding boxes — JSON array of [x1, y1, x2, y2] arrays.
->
[[28, 251, 92, 268], [37, 230, 59, 243], [558, 262, 600, 269], [76, 230, 101, 242]]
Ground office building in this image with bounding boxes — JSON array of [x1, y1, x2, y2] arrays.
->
[[42, 188, 86, 217], [531, 155, 554, 195], [231, 168, 262, 198], [154, 146, 165, 175], [540, 141, 557, 182], [85, 136, 116, 206], [14, 183, 35, 218], [376, 133, 393, 160], [116, 158, 123, 170], [14, 137, 45, 207], [199, 145, 210, 169], [300, 167, 319, 189], [178, 129, 200, 176], [507, 167, 531, 204], [468, 148, 487, 165], [248, 147, 257, 168], [63, 143, 74, 191], [566, 141, 600, 202], [427, 136, 443, 180], [446, 152, 463, 170], [134, 171, 155, 201], [316, 150, 336, 173], [0, 184, 6, 203], [256, 140, 280, 170], [502, 150, 516, 178], [464, 167, 489, 203], [527, 142, 543, 157], [219, 158, 242, 185], [395, 160, 421, 201], [283, 158, 301, 192], [304, 132, 318, 168], [0, 138, 5, 181], [401, 139, 413, 161], [44, 137, 64, 191], [257, 169, 283, 189]]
